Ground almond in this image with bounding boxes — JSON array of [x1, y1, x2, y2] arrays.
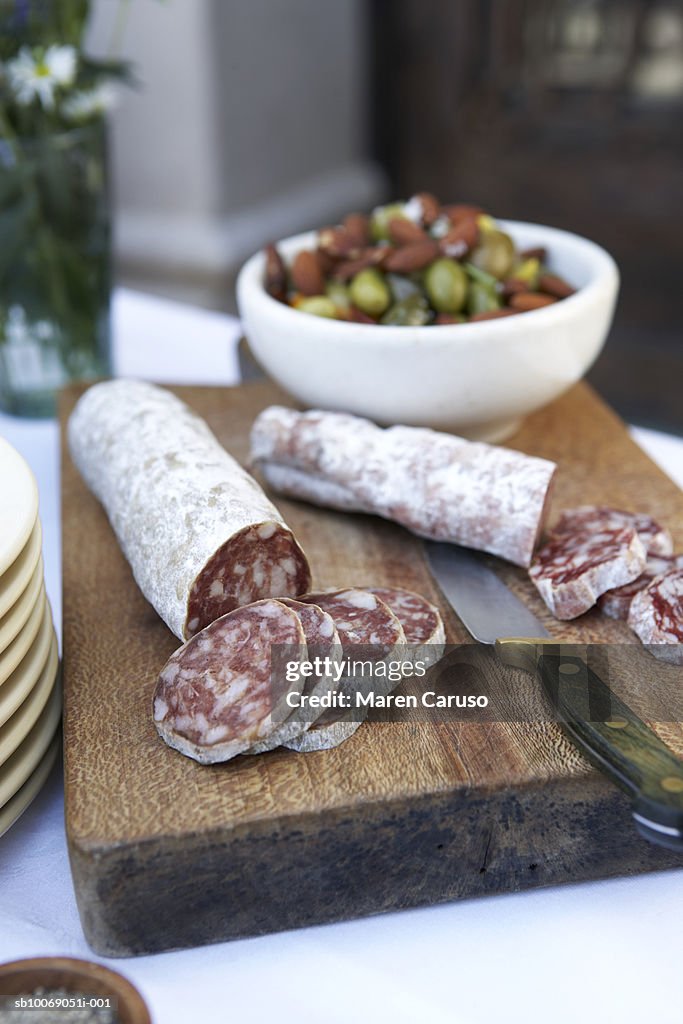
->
[[519, 246, 547, 262], [388, 217, 429, 246], [501, 276, 529, 298], [264, 243, 287, 301], [317, 226, 361, 260], [509, 292, 557, 311], [470, 308, 520, 321], [331, 247, 388, 281], [434, 313, 464, 325], [291, 250, 325, 296], [439, 216, 479, 258], [443, 203, 484, 224], [413, 192, 440, 226], [384, 240, 440, 273], [347, 305, 377, 324], [343, 212, 371, 247], [316, 248, 336, 276], [538, 273, 576, 299]]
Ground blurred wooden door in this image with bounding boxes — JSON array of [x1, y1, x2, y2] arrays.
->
[[370, 0, 683, 432]]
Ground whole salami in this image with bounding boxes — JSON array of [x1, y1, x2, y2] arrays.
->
[[250, 407, 557, 568], [628, 568, 683, 665], [68, 380, 311, 640], [153, 600, 307, 763]]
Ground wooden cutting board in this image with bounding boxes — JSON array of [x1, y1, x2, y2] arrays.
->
[[60, 380, 683, 957]]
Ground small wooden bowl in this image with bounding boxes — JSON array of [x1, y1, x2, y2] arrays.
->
[[0, 957, 151, 1024]]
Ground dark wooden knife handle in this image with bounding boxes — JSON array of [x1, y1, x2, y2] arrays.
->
[[536, 652, 683, 851]]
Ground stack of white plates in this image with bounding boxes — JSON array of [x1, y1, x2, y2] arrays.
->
[[0, 437, 60, 838]]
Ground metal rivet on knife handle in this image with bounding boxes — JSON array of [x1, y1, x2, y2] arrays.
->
[[661, 776, 683, 793]]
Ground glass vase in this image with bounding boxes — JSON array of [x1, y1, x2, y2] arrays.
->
[[0, 121, 112, 418]]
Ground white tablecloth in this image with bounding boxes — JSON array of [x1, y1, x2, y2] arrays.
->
[[1, 289, 682, 1024]]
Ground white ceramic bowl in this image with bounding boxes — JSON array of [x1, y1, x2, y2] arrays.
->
[[236, 220, 619, 442]]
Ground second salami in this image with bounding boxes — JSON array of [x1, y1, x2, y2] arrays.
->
[[250, 406, 557, 568]]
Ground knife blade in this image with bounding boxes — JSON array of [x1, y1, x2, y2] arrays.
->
[[424, 540, 683, 852]]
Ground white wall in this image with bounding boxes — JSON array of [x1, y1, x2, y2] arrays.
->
[[88, 0, 384, 277]]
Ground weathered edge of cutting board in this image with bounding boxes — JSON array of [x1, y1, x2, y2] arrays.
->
[[60, 379, 683, 956]]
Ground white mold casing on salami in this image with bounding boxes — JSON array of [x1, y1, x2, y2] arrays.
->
[[68, 381, 311, 640], [246, 598, 343, 754], [628, 568, 683, 665], [529, 526, 647, 620], [153, 600, 307, 763], [285, 588, 407, 753], [250, 406, 557, 568]]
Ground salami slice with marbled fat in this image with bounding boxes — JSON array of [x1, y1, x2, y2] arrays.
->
[[68, 380, 311, 640], [553, 506, 673, 557], [300, 589, 406, 650], [153, 600, 307, 763], [627, 568, 683, 665], [364, 586, 446, 668], [598, 554, 683, 620], [529, 526, 647, 620], [246, 598, 343, 754], [250, 406, 557, 568], [285, 589, 407, 752]]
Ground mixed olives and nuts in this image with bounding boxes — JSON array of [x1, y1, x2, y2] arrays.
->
[[263, 193, 576, 325]]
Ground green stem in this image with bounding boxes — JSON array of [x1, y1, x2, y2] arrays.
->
[[108, 0, 132, 58], [0, 108, 18, 149]]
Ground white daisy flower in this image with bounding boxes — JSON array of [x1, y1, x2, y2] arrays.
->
[[46, 44, 77, 86], [6, 44, 77, 110], [63, 83, 117, 122]]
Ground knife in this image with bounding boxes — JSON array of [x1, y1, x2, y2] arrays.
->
[[424, 540, 683, 852]]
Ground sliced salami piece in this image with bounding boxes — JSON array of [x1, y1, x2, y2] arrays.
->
[[300, 589, 407, 651], [285, 589, 407, 752], [364, 585, 446, 668], [246, 598, 343, 754], [250, 406, 557, 568], [153, 600, 306, 763], [628, 569, 683, 665], [598, 554, 683, 620], [529, 526, 647, 620], [286, 718, 361, 753], [553, 506, 673, 557], [69, 380, 311, 640]]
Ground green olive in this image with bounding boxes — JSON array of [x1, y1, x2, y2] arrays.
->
[[295, 296, 339, 319], [468, 281, 500, 316], [476, 213, 497, 233], [349, 268, 391, 316], [325, 280, 351, 313], [464, 262, 498, 289], [512, 256, 540, 287], [423, 258, 468, 313], [370, 203, 408, 242], [469, 229, 516, 280], [380, 293, 431, 326]]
